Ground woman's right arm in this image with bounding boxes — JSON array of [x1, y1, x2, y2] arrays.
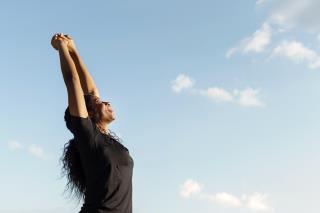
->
[[55, 36, 88, 118]]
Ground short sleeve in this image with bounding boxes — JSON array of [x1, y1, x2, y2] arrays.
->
[[64, 107, 95, 143]]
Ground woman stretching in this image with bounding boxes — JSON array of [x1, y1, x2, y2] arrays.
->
[[51, 33, 134, 213]]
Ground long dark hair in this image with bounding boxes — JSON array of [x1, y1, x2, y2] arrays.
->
[[60, 138, 85, 203], [59, 94, 122, 203]]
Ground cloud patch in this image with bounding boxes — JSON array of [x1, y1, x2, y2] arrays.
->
[[172, 74, 265, 108], [171, 74, 195, 93], [226, 22, 272, 58], [28, 144, 46, 159], [271, 40, 320, 69], [7, 140, 48, 159], [268, 0, 320, 32], [180, 179, 273, 212], [180, 179, 203, 198], [8, 140, 23, 150], [228, 0, 320, 70], [199, 87, 265, 107], [256, 0, 268, 5]]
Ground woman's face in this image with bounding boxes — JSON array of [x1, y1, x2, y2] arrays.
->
[[94, 97, 116, 123]]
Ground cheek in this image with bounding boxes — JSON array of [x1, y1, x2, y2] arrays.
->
[[97, 106, 104, 116], [101, 106, 109, 116]]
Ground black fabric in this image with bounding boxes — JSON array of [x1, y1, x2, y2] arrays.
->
[[64, 107, 134, 213]]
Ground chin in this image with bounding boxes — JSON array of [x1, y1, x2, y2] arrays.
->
[[109, 115, 116, 122]]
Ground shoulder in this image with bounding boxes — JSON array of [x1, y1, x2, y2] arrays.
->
[[64, 106, 96, 137]]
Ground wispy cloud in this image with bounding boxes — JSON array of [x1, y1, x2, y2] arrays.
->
[[7, 140, 48, 159], [172, 74, 265, 108], [256, 0, 268, 5], [180, 179, 273, 212], [198, 87, 234, 103], [199, 87, 265, 107], [235, 88, 265, 107], [271, 40, 320, 69], [204, 192, 242, 207], [228, 0, 320, 70], [28, 144, 46, 159], [171, 74, 195, 93], [180, 179, 203, 198], [226, 22, 272, 58], [268, 0, 320, 32], [7, 140, 23, 150]]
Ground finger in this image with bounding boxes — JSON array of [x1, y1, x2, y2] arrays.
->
[[65, 34, 73, 40], [61, 35, 69, 41]]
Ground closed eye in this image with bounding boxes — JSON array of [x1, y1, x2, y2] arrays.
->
[[102, 101, 110, 106]]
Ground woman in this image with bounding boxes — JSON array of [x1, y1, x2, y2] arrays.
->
[[51, 33, 134, 213]]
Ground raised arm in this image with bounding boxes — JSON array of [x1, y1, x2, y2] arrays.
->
[[64, 34, 100, 98], [51, 33, 88, 118]]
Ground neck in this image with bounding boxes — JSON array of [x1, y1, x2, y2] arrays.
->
[[96, 122, 109, 134]]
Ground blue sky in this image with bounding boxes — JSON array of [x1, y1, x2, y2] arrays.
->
[[1, 0, 320, 212]]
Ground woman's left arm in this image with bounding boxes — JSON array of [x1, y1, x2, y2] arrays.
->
[[65, 35, 100, 98]]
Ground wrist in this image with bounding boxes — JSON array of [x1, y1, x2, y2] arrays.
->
[[69, 49, 81, 59], [69, 47, 78, 55], [58, 42, 68, 51]]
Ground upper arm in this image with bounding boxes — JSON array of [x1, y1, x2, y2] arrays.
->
[[90, 88, 100, 99], [66, 76, 88, 118], [64, 106, 95, 145]]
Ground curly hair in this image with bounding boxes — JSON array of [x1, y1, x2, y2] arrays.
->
[[59, 94, 122, 203], [60, 138, 85, 203]]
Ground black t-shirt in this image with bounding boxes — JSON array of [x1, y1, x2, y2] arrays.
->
[[64, 107, 134, 213]]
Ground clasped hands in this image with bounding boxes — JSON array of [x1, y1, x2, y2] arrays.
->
[[51, 33, 77, 53]]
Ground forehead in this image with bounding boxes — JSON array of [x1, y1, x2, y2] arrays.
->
[[93, 97, 109, 104], [85, 94, 110, 104], [92, 96, 100, 101]]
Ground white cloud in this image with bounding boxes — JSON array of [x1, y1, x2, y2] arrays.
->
[[171, 74, 194, 93], [180, 179, 203, 198], [226, 22, 272, 58], [28, 144, 46, 159], [8, 140, 23, 150], [228, 0, 320, 70], [244, 22, 272, 53], [268, 0, 320, 32], [235, 88, 265, 107], [180, 179, 273, 212], [207, 192, 272, 211], [199, 87, 234, 102], [256, 0, 268, 5], [7, 141, 49, 160], [208, 192, 243, 207], [245, 193, 272, 211], [197, 87, 265, 107], [226, 47, 238, 58], [172, 74, 265, 107], [271, 40, 320, 69]]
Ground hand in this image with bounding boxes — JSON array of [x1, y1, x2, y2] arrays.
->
[[51, 33, 68, 50], [64, 34, 78, 54]]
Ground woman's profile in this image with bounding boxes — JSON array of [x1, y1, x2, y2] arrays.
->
[[51, 33, 134, 213]]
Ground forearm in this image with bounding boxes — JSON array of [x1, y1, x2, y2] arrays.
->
[[70, 50, 100, 96], [58, 44, 80, 85]]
